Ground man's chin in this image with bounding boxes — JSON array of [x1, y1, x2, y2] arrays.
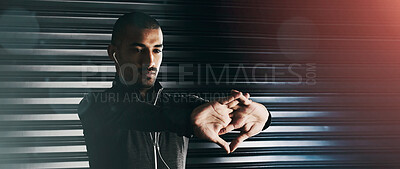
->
[[121, 74, 156, 88], [139, 77, 156, 88]]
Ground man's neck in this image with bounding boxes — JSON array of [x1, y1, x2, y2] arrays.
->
[[114, 74, 160, 99], [139, 87, 152, 99]]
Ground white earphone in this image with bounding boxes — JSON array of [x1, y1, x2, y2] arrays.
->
[[113, 52, 119, 64], [113, 52, 127, 84]]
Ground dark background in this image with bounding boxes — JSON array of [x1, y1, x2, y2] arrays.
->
[[0, 0, 400, 168]]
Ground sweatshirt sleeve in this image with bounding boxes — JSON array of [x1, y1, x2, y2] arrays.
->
[[77, 92, 208, 138], [262, 109, 272, 131]]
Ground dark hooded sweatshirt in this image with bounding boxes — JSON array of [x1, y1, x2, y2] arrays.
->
[[78, 75, 272, 169]]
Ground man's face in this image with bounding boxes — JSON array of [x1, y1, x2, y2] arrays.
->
[[113, 26, 163, 88]]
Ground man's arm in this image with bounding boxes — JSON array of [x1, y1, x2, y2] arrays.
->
[[78, 90, 254, 153], [77, 91, 247, 138], [77, 92, 209, 138]]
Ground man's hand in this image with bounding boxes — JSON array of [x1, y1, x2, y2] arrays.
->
[[221, 91, 270, 153], [190, 91, 250, 154], [190, 101, 232, 153]]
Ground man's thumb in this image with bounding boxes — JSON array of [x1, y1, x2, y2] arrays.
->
[[213, 136, 231, 154]]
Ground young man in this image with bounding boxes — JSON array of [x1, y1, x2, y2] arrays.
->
[[78, 11, 271, 169]]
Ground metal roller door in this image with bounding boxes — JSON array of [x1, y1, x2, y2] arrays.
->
[[0, 0, 399, 168]]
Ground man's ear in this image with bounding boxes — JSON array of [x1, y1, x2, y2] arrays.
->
[[107, 44, 117, 62]]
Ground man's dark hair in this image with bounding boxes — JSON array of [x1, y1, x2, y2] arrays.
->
[[111, 11, 160, 45]]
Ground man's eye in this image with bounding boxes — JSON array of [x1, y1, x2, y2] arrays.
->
[[153, 49, 162, 53], [135, 48, 142, 53]]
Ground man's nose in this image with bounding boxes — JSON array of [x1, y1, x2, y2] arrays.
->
[[142, 49, 155, 68]]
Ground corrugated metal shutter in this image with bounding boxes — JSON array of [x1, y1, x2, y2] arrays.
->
[[1, 0, 399, 168]]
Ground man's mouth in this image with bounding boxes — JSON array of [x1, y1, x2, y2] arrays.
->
[[143, 71, 156, 77], [137, 67, 157, 78]]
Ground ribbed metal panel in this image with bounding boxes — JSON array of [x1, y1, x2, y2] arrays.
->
[[1, 0, 399, 168]]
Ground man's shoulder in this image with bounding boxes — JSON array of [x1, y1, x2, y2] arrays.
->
[[77, 89, 110, 117]]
